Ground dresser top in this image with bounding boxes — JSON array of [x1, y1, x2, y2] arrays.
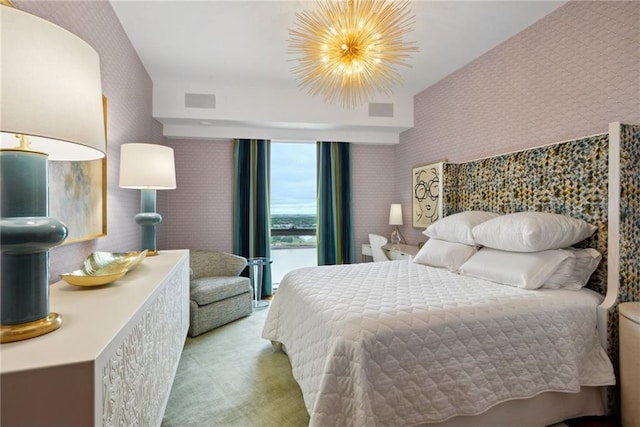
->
[[0, 250, 188, 374]]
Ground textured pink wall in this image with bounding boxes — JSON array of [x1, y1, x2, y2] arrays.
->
[[396, 1, 640, 246], [163, 139, 235, 252], [163, 140, 395, 261], [14, 1, 164, 282], [352, 145, 396, 259]]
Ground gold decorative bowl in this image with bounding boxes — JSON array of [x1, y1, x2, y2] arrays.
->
[[82, 250, 148, 274], [61, 268, 128, 287], [61, 250, 147, 287]]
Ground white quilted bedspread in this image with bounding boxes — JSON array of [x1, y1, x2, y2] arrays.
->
[[261, 261, 615, 426]]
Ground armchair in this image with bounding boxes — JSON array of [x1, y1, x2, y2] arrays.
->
[[188, 250, 252, 337]]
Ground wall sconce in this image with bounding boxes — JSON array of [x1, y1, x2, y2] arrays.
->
[[389, 203, 404, 246], [0, 5, 105, 342], [119, 143, 176, 255]]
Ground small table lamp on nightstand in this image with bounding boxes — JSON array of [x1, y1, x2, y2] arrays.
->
[[389, 203, 404, 246]]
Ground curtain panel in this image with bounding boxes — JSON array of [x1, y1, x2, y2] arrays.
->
[[317, 141, 355, 265], [233, 139, 272, 297]]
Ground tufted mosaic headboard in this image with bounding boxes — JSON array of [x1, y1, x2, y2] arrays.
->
[[617, 124, 640, 305], [442, 133, 609, 296]]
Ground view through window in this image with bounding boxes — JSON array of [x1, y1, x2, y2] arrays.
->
[[270, 142, 317, 286]]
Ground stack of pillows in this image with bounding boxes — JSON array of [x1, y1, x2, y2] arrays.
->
[[413, 211, 602, 290]]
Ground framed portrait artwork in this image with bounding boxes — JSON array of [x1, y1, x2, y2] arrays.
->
[[49, 95, 107, 243], [412, 161, 445, 228]]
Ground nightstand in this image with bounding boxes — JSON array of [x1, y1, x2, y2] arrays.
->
[[620, 302, 640, 426], [361, 243, 419, 262]]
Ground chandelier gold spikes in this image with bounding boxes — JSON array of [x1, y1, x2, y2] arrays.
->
[[288, 0, 418, 109]]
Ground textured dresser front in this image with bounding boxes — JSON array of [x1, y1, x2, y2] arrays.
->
[[0, 250, 190, 427]]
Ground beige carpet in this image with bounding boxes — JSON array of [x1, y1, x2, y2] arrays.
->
[[162, 307, 310, 427]]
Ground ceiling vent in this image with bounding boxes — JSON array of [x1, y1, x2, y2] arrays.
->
[[368, 102, 393, 117], [185, 93, 216, 109]]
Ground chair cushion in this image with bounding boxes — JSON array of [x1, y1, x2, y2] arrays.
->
[[190, 276, 251, 306], [190, 250, 247, 280]]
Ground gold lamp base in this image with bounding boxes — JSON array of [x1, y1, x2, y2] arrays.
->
[[0, 313, 62, 343]]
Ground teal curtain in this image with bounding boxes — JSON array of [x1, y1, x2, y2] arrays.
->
[[233, 139, 272, 296], [317, 141, 355, 265]]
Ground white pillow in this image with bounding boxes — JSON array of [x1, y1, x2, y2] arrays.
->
[[424, 211, 499, 245], [542, 248, 602, 290], [472, 212, 597, 252], [413, 238, 477, 272], [459, 247, 570, 289]]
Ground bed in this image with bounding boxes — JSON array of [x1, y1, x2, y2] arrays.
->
[[262, 124, 634, 426], [263, 260, 614, 426]]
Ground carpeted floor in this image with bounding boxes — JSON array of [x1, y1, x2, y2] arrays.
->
[[162, 307, 310, 427], [162, 307, 616, 427]]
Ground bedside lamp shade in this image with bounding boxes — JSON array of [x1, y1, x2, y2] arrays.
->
[[389, 204, 403, 226], [119, 143, 176, 255], [0, 5, 105, 343]]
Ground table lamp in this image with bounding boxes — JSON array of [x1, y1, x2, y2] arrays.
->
[[389, 203, 404, 246], [119, 143, 176, 255], [0, 4, 105, 342]]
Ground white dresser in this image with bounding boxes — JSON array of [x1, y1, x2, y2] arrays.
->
[[0, 249, 190, 427]]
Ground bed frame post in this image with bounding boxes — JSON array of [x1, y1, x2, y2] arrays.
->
[[600, 122, 620, 350]]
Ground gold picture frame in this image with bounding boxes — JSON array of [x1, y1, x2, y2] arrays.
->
[[49, 95, 107, 243], [412, 161, 445, 228]]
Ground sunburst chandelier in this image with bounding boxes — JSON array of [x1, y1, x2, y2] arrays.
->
[[288, 0, 418, 108]]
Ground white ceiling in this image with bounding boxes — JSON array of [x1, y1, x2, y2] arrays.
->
[[110, 0, 566, 142]]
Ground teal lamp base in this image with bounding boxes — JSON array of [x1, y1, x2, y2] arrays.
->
[[135, 189, 162, 256], [0, 150, 68, 343]]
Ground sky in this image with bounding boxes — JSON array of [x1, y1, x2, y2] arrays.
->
[[270, 142, 317, 216]]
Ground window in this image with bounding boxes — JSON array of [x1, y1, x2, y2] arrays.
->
[[270, 142, 317, 285]]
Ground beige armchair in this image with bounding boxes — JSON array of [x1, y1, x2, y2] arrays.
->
[[188, 250, 252, 337]]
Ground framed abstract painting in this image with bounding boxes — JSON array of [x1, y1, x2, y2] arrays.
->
[[412, 161, 445, 228], [49, 95, 107, 243], [49, 158, 106, 243]]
